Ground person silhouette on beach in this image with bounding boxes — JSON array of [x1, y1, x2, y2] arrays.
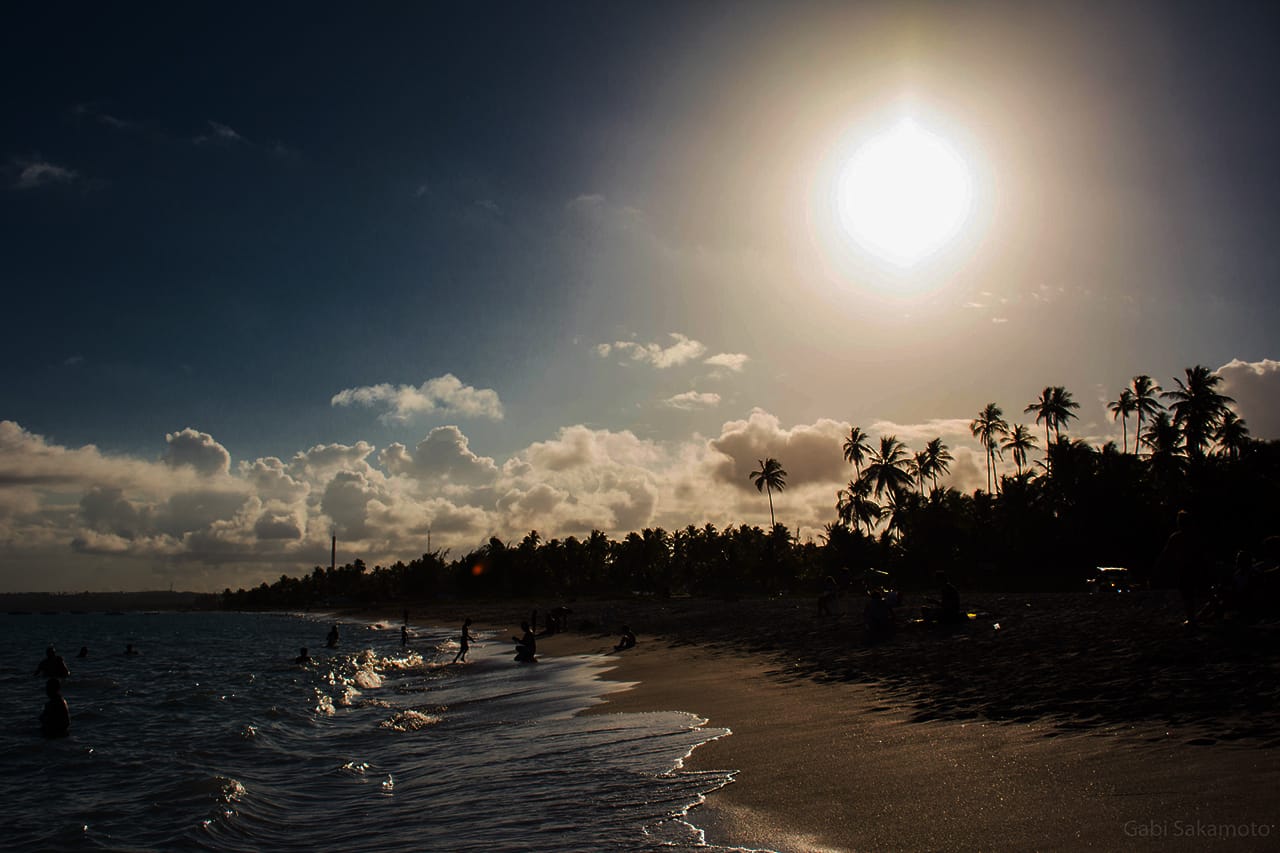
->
[[77, 646, 89, 659], [34, 646, 70, 679], [1157, 510, 1209, 626], [401, 625, 409, 647], [453, 618, 477, 664], [295, 647, 312, 664], [124, 643, 139, 655], [922, 571, 961, 624], [614, 625, 636, 652], [326, 624, 340, 648], [513, 621, 537, 662], [41, 677, 70, 739]]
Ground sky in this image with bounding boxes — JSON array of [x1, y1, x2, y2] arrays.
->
[[3, 1, 1280, 592]]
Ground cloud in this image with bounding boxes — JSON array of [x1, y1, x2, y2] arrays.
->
[[195, 120, 246, 145], [1218, 358, 1280, 440], [664, 391, 722, 410], [331, 374, 504, 423], [379, 426, 500, 485], [704, 352, 749, 372], [71, 104, 136, 130], [596, 333, 707, 368], [12, 158, 77, 190], [707, 409, 850, 492], [163, 428, 232, 476], [867, 417, 976, 444]]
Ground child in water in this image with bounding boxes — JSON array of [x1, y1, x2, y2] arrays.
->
[[513, 621, 536, 662], [452, 618, 476, 664]]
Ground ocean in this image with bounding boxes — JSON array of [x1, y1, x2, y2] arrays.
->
[[2, 611, 739, 851]]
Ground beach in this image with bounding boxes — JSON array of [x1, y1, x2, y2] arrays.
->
[[407, 594, 1280, 851]]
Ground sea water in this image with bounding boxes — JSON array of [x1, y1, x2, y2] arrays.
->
[[1, 612, 739, 851]]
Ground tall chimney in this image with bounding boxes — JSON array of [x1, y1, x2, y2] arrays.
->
[[331, 534, 336, 571]]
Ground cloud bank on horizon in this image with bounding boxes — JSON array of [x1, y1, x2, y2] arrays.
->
[[1, 358, 1275, 593]]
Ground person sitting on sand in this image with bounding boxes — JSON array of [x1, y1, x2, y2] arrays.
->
[[614, 625, 636, 652], [41, 677, 70, 739], [513, 621, 537, 662], [35, 646, 70, 679], [326, 624, 340, 648], [453, 618, 477, 664], [295, 647, 312, 664], [921, 571, 962, 624]]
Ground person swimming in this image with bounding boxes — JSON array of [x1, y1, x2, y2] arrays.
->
[[34, 646, 70, 679], [295, 647, 312, 664], [513, 621, 537, 662], [41, 677, 70, 739]]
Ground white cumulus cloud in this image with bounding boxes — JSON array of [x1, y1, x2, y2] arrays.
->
[[331, 374, 504, 423]]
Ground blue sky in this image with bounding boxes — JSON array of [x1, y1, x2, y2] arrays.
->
[[4, 1, 1280, 591]]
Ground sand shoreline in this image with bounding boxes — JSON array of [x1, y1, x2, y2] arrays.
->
[[351, 598, 1280, 851]]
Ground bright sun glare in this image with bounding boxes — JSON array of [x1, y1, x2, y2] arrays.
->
[[836, 118, 973, 268]]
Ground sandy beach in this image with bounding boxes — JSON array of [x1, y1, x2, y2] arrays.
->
[[386, 595, 1280, 851]]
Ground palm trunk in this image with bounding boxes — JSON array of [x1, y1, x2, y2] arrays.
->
[[767, 487, 775, 528]]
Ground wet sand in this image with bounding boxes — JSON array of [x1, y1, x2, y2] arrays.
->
[[375, 595, 1280, 851]]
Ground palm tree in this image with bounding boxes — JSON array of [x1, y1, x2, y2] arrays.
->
[[1108, 388, 1137, 453], [835, 477, 881, 534], [1142, 411, 1185, 481], [1215, 410, 1250, 460], [970, 403, 1009, 493], [1001, 424, 1038, 477], [1024, 386, 1079, 471], [910, 450, 929, 494], [748, 457, 788, 527], [1130, 375, 1164, 456], [842, 426, 871, 480], [1162, 365, 1235, 458], [861, 435, 914, 500], [920, 437, 953, 492]]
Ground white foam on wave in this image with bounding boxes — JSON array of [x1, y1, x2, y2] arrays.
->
[[378, 709, 442, 732]]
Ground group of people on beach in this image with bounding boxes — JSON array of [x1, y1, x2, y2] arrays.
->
[[33, 641, 140, 738], [1156, 511, 1280, 627]]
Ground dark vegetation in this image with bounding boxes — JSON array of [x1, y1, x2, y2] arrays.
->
[[222, 366, 1280, 610]]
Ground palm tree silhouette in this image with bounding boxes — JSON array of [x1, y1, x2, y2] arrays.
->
[[970, 403, 1009, 493], [842, 427, 870, 480], [836, 477, 880, 534], [1025, 386, 1079, 471], [1001, 423, 1038, 477], [911, 450, 929, 494], [861, 435, 914, 500], [749, 457, 788, 528], [1130, 375, 1164, 456], [920, 437, 953, 493], [1215, 410, 1250, 460], [1108, 388, 1137, 453], [1163, 365, 1235, 458]]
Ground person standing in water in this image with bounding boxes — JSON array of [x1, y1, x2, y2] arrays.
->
[[41, 677, 70, 738], [34, 646, 70, 679], [452, 618, 476, 664], [326, 624, 340, 648]]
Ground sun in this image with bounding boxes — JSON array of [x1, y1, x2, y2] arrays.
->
[[836, 118, 973, 268]]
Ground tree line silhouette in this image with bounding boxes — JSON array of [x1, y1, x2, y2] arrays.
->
[[222, 365, 1278, 609]]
